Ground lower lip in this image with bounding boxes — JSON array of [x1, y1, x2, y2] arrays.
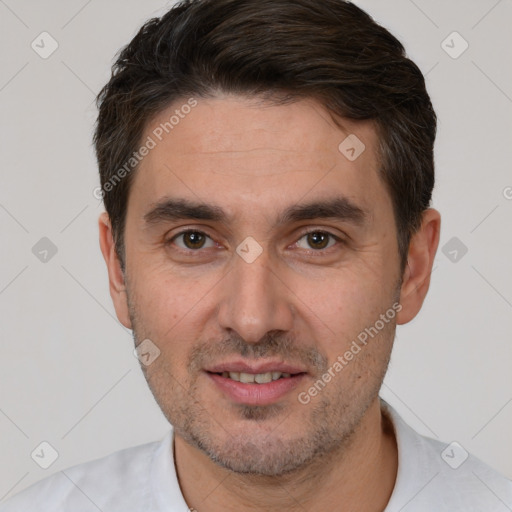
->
[[207, 372, 306, 405]]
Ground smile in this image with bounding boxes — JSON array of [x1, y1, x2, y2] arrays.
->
[[206, 368, 307, 406], [217, 371, 292, 383]]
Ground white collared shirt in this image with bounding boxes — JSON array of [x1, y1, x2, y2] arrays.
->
[[1, 401, 511, 511]]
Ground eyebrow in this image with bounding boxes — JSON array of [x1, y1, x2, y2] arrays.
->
[[143, 196, 367, 227]]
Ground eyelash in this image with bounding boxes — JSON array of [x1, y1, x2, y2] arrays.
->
[[166, 228, 344, 256]]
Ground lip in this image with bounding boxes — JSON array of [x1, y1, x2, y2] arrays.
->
[[205, 360, 309, 405], [205, 360, 307, 375], [206, 371, 306, 407]]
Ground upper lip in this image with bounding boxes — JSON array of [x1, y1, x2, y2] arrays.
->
[[205, 360, 308, 375]]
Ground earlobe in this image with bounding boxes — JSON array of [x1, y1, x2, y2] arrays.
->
[[98, 212, 132, 329], [396, 208, 441, 325]]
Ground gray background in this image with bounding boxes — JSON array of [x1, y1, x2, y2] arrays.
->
[[1, 0, 511, 500]]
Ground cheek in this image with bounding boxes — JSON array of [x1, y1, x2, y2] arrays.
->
[[128, 264, 218, 345], [289, 270, 397, 377], [135, 281, 182, 328], [297, 267, 391, 328]]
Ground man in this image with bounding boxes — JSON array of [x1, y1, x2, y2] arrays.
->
[[2, 0, 511, 510]]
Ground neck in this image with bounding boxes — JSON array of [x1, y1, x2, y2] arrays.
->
[[174, 398, 398, 512]]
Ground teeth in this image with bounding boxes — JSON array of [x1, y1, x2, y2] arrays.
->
[[224, 371, 291, 383], [239, 372, 255, 383], [255, 372, 272, 384]]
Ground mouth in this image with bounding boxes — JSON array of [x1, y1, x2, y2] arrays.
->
[[213, 370, 294, 383], [205, 362, 308, 405]]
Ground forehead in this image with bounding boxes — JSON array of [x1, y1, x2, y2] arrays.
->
[[131, 95, 387, 218], [145, 95, 375, 163]]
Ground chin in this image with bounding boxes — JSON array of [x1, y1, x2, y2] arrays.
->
[[179, 416, 345, 477]]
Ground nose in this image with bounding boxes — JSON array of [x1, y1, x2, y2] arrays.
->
[[217, 246, 294, 344]]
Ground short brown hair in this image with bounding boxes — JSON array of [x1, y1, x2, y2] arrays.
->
[[94, 0, 436, 271]]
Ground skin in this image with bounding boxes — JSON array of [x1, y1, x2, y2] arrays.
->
[[99, 94, 440, 511]]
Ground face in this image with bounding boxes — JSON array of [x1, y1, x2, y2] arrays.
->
[[110, 95, 407, 475]]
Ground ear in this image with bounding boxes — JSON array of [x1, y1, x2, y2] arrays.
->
[[98, 212, 132, 329], [396, 208, 441, 325]]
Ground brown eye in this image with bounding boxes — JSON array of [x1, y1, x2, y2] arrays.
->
[[296, 231, 337, 251], [171, 231, 215, 250], [183, 232, 205, 249]]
